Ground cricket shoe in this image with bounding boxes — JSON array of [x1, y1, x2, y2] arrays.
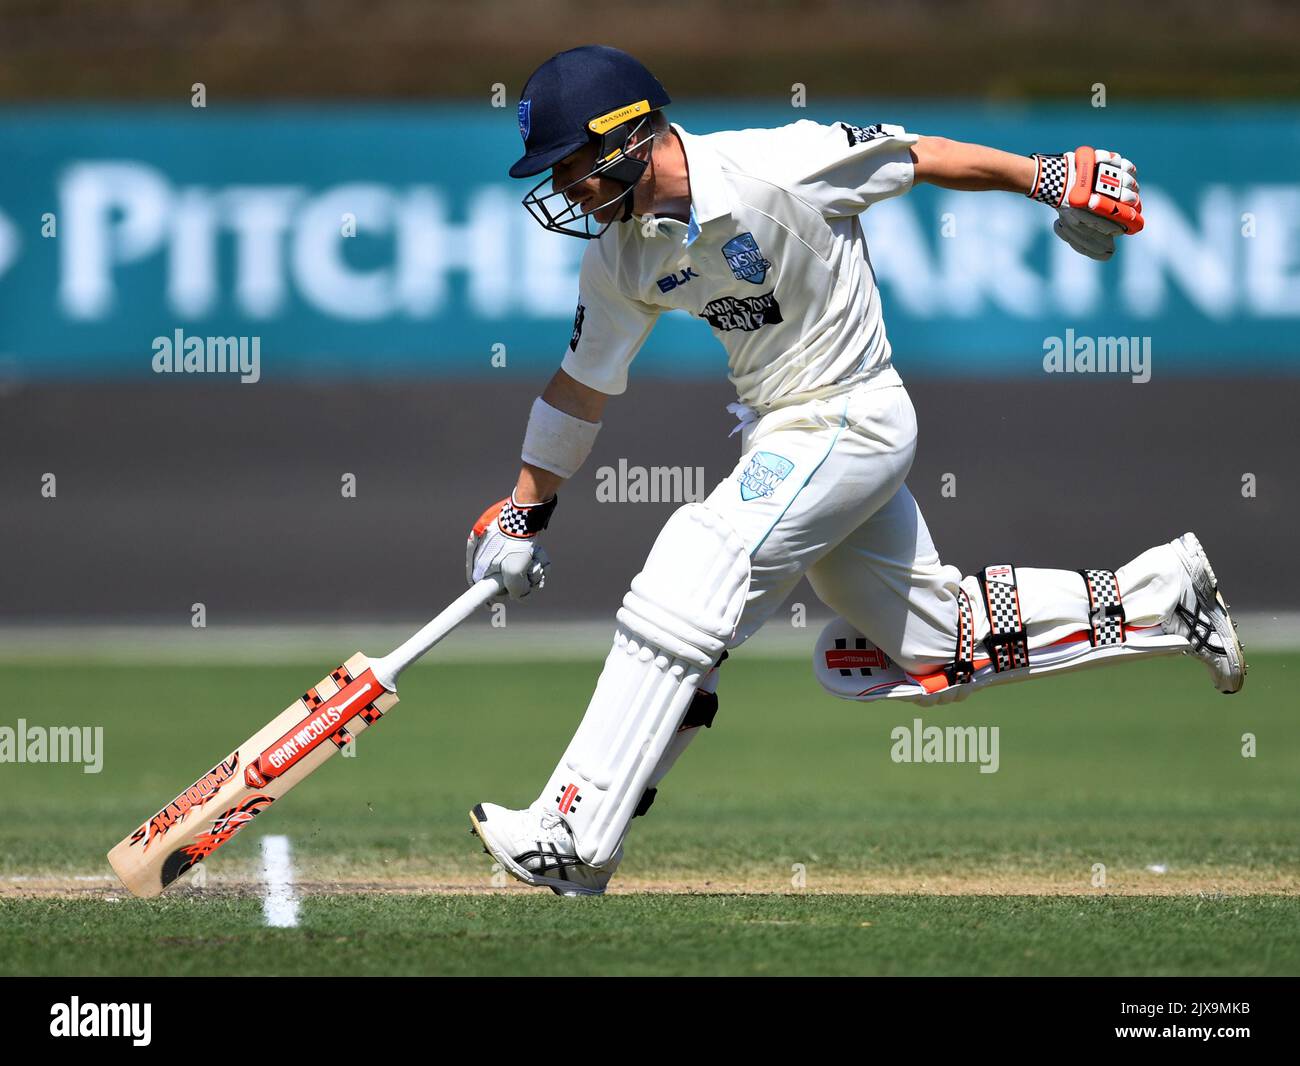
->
[[1166, 532, 1246, 694], [469, 802, 621, 897]]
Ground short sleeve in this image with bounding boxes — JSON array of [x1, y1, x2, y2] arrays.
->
[[559, 240, 660, 396], [786, 120, 918, 218]]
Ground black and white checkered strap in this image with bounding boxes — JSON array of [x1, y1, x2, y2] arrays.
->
[[1079, 568, 1126, 647], [978, 565, 1030, 673], [1030, 153, 1069, 208], [945, 588, 976, 686], [497, 493, 557, 538]]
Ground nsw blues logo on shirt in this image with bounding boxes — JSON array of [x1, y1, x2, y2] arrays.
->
[[723, 232, 771, 285]]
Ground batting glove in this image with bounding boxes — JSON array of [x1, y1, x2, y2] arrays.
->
[[465, 492, 555, 601], [1031, 146, 1143, 260]]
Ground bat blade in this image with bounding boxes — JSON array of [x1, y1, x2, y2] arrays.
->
[[107, 652, 398, 898]]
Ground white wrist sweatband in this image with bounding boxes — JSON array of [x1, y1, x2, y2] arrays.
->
[[521, 396, 601, 480]]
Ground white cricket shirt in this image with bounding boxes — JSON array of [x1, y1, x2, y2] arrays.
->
[[560, 119, 918, 409]]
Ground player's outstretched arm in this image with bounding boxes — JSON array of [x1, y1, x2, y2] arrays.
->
[[910, 136, 1038, 193], [910, 135, 1143, 261], [464, 368, 607, 601]]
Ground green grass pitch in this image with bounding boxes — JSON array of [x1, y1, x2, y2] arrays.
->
[[1, 651, 1296, 976]]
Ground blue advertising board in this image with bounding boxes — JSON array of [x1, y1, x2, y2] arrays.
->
[[1, 104, 1297, 379]]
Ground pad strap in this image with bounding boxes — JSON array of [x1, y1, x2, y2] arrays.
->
[[945, 588, 976, 685], [633, 788, 657, 818], [632, 692, 717, 819], [680, 688, 719, 730], [978, 565, 1030, 672], [1079, 568, 1126, 647]]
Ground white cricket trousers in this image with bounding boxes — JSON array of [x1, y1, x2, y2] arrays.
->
[[704, 370, 1186, 671], [548, 366, 1195, 835]]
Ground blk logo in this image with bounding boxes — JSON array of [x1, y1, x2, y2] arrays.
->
[[657, 266, 699, 293]]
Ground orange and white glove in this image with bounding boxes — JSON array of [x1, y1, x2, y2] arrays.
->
[[1030, 146, 1143, 261], [465, 492, 555, 601]]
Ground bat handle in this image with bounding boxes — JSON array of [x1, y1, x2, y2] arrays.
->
[[369, 577, 503, 691]]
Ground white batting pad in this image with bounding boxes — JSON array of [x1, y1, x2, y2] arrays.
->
[[814, 615, 1186, 707], [539, 504, 750, 867]]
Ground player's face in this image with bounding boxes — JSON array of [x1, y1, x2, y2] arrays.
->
[[551, 143, 628, 225]]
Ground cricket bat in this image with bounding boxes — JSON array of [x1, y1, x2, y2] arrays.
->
[[107, 577, 503, 898]]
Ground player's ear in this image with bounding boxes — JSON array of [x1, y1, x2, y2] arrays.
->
[[639, 110, 669, 156]]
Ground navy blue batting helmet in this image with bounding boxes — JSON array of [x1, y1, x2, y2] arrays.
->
[[511, 45, 671, 239]]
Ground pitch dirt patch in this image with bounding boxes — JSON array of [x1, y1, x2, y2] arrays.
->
[[5, 869, 1297, 900]]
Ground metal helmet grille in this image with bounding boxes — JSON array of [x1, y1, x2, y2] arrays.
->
[[520, 115, 658, 239]]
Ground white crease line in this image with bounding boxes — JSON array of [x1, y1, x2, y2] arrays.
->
[[260, 835, 300, 928]]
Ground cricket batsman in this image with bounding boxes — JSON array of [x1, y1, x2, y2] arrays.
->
[[465, 45, 1246, 895]]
